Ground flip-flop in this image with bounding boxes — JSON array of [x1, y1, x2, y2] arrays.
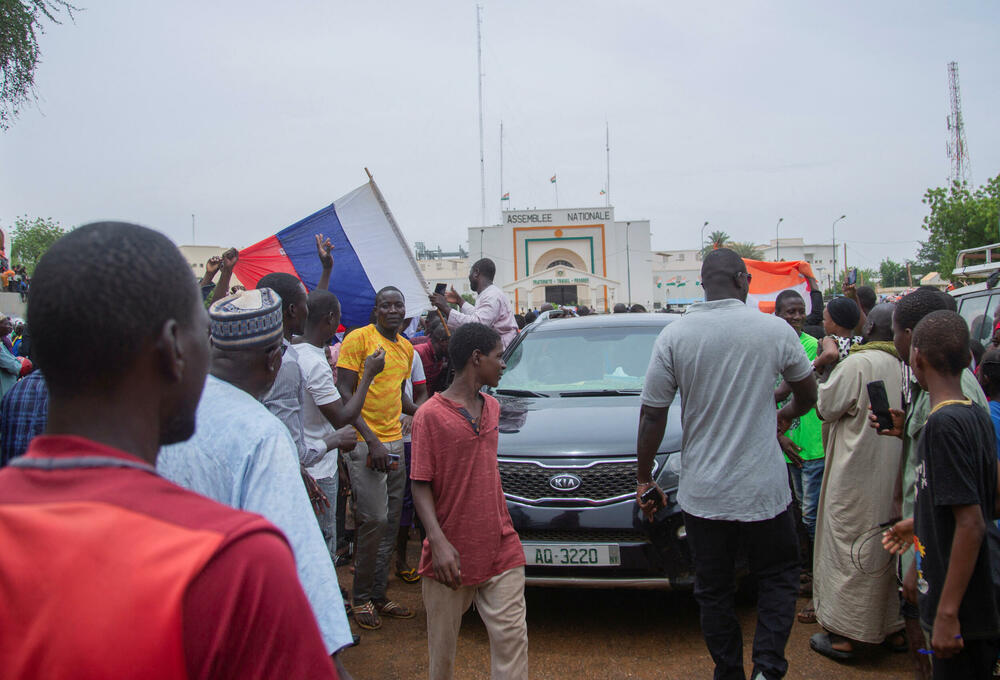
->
[[809, 632, 855, 662], [396, 567, 421, 584], [797, 605, 816, 624]]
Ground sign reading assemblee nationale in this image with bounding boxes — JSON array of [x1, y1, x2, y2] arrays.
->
[[503, 208, 615, 225]]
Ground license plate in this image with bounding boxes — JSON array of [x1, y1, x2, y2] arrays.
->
[[522, 542, 621, 567]]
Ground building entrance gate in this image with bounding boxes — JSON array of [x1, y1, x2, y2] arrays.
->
[[545, 285, 577, 306]]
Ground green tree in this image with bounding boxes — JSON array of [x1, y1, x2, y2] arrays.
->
[[699, 230, 733, 258], [918, 174, 1000, 277], [879, 258, 906, 288], [10, 215, 65, 272], [728, 241, 764, 260], [1, 0, 78, 130], [460, 293, 475, 306]]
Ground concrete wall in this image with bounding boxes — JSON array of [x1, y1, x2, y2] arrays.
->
[[0, 293, 27, 320]]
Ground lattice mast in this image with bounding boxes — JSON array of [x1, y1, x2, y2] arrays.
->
[[947, 61, 970, 183]]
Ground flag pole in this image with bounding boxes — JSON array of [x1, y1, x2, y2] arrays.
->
[[365, 167, 449, 336]]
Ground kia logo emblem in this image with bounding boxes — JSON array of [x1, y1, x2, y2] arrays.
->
[[549, 473, 582, 491]]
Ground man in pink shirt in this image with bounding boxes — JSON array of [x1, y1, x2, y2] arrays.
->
[[411, 323, 527, 680], [429, 258, 518, 349]]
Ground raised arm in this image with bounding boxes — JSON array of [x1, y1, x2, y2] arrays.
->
[[209, 248, 239, 306], [314, 234, 333, 292]]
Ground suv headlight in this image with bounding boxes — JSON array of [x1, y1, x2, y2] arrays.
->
[[655, 452, 680, 492]]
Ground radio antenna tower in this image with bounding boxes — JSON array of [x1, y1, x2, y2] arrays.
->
[[946, 61, 970, 184]]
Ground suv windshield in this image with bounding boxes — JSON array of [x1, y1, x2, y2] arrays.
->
[[498, 325, 664, 394]]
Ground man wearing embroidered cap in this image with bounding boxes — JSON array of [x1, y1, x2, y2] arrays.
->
[[158, 288, 356, 677]]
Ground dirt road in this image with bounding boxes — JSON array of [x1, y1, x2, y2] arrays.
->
[[338, 563, 911, 680]]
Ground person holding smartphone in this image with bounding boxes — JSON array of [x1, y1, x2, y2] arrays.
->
[[809, 303, 907, 661], [428, 258, 518, 349]]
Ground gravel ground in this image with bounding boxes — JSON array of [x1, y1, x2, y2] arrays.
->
[[337, 551, 911, 680]]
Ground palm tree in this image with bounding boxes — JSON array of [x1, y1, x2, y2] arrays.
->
[[728, 241, 765, 260], [700, 230, 731, 258]]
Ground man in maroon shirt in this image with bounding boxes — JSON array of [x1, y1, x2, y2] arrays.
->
[[411, 322, 527, 680], [0, 222, 337, 680], [414, 321, 450, 395]]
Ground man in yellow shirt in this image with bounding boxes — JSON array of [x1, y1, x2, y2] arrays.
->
[[337, 286, 420, 630]]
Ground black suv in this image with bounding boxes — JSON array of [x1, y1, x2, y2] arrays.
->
[[489, 312, 692, 589]]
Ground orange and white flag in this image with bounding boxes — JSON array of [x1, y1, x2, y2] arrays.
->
[[742, 259, 817, 314]]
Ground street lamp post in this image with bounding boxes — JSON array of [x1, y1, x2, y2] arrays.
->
[[775, 218, 784, 260], [700, 221, 709, 256], [832, 214, 846, 288]]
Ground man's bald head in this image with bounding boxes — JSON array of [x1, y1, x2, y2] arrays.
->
[[863, 303, 895, 343], [701, 248, 748, 302]]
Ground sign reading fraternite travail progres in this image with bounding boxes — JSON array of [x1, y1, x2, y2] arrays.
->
[[504, 208, 615, 225]]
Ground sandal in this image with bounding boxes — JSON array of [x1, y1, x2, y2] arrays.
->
[[396, 567, 421, 584], [809, 632, 855, 662], [796, 605, 816, 624], [351, 601, 382, 630], [374, 598, 415, 619]]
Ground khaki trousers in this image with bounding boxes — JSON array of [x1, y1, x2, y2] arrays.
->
[[422, 566, 528, 680]]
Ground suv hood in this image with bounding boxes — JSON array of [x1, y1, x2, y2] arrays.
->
[[495, 393, 682, 458]]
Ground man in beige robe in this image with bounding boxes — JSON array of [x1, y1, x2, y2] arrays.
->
[[811, 303, 906, 660]]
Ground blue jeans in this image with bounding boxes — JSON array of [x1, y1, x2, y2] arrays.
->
[[788, 458, 825, 540]]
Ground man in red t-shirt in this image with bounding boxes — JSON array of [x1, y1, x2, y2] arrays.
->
[[411, 323, 527, 680], [414, 321, 450, 395], [0, 222, 336, 680]]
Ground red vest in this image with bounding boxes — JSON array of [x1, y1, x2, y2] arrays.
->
[[0, 436, 279, 679]]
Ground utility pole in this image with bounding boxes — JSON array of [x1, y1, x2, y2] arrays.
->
[[625, 221, 632, 306], [191, 214, 195, 245], [605, 121, 611, 208], [476, 4, 486, 227], [832, 214, 846, 287], [499, 121, 504, 217], [775, 218, 783, 260]]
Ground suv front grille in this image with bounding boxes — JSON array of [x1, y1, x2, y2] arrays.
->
[[518, 528, 649, 543], [499, 458, 657, 506]]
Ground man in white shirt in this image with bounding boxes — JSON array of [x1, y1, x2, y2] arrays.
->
[[429, 258, 517, 348], [295, 290, 383, 558]]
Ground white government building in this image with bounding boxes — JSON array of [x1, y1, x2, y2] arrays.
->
[[417, 207, 654, 313]]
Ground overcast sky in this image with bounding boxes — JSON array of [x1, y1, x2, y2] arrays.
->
[[2, 1, 997, 272]]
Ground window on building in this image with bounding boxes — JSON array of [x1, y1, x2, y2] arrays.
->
[[436, 262, 443, 270], [547, 259, 575, 269], [677, 253, 685, 262]]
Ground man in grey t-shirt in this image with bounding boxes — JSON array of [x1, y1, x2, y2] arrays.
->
[[637, 248, 817, 680]]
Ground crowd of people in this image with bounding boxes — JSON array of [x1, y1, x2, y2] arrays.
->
[[638, 248, 999, 680], [0, 225, 997, 680]]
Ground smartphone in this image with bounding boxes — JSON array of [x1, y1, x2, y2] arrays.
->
[[846, 268, 858, 286], [640, 485, 665, 512], [434, 283, 447, 295], [867, 380, 894, 431]]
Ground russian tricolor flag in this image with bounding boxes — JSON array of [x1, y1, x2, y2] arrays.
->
[[233, 178, 430, 328]]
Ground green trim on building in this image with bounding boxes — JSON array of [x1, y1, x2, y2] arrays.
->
[[523, 236, 594, 277]]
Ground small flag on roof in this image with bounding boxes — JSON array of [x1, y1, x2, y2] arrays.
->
[[599, 189, 606, 195], [550, 174, 557, 183], [501, 192, 510, 201]]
